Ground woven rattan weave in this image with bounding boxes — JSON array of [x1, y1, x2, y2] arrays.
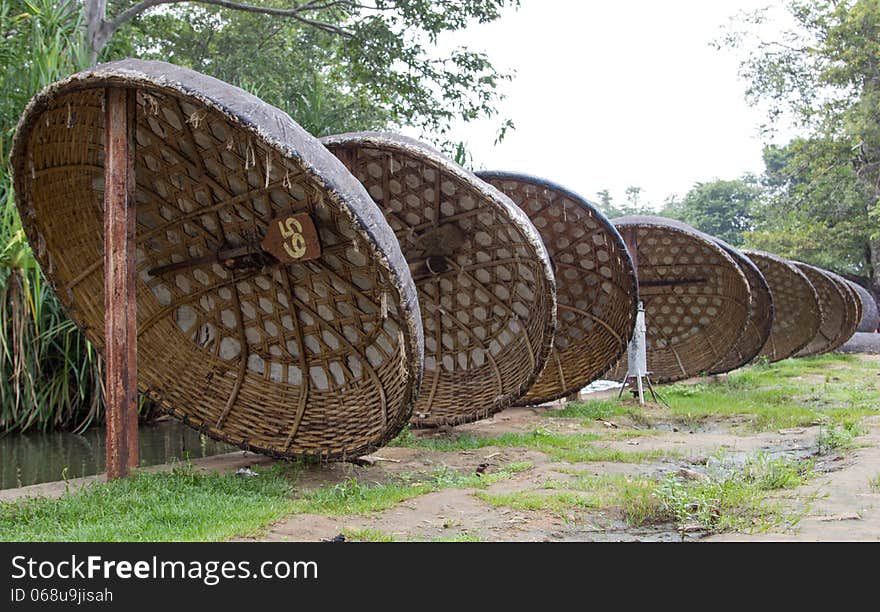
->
[[851, 282, 879, 333], [708, 239, 773, 374], [793, 263, 848, 356], [322, 133, 556, 427], [743, 250, 821, 362], [11, 60, 425, 459], [476, 171, 636, 404], [825, 273, 862, 350], [608, 216, 750, 383]]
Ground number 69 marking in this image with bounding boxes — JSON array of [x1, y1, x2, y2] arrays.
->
[[261, 213, 321, 263], [278, 217, 306, 259]]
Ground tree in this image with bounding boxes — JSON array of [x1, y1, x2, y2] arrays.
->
[[83, 0, 518, 137], [723, 0, 880, 290], [594, 186, 654, 219], [744, 139, 872, 274], [663, 177, 760, 246]]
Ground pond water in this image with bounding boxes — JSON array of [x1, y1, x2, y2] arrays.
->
[[0, 419, 237, 490]]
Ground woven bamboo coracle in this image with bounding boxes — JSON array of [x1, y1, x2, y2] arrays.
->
[[322, 133, 556, 427], [851, 282, 879, 333], [11, 59, 425, 459], [742, 250, 822, 362], [476, 171, 637, 404], [708, 239, 774, 374], [793, 262, 848, 356], [824, 272, 862, 350], [608, 216, 750, 383]]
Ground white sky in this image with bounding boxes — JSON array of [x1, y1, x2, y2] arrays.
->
[[421, 0, 795, 209]]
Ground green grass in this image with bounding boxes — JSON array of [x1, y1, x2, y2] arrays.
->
[[477, 452, 816, 535], [545, 400, 654, 429], [816, 421, 867, 454], [477, 490, 600, 513], [341, 527, 483, 542], [555, 355, 879, 433], [0, 463, 298, 542], [289, 462, 533, 516], [479, 473, 666, 526], [390, 426, 677, 464], [341, 527, 397, 542], [544, 473, 670, 526], [655, 453, 815, 533], [870, 474, 880, 493], [0, 461, 533, 541]]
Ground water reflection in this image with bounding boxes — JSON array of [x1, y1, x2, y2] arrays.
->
[[0, 419, 236, 490]]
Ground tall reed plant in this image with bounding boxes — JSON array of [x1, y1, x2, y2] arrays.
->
[[0, 0, 151, 432]]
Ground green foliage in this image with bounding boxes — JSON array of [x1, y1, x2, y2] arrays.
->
[[0, 0, 89, 157], [663, 176, 761, 246], [724, 0, 880, 286], [117, 0, 519, 138], [0, 1, 115, 432], [594, 186, 655, 219], [744, 139, 873, 275]]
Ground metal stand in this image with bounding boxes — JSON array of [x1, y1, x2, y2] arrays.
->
[[104, 87, 138, 479], [617, 228, 667, 407], [616, 301, 664, 405]]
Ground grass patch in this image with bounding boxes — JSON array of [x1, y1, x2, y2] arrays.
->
[[477, 473, 666, 526], [288, 462, 533, 516], [560, 355, 879, 434], [341, 527, 396, 542], [1, 460, 533, 541], [655, 453, 815, 534], [546, 400, 652, 428], [391, 426, 676, 464], [870, 474, 880, 493], [0, 462, 299, 542], [816, 421, 866, 455], [477, 452, 816, 535], [341, 527, 483, 542], [476, 490, 599, 513]]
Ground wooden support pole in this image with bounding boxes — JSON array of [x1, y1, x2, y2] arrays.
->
[[621, 226, 639, 277], [104, 87, 138, 479]]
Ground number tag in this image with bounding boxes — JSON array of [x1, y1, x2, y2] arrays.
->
[[261, 213, 321, 263]]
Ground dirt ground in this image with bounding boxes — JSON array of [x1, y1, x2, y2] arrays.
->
[[240, 361, 880, 542]]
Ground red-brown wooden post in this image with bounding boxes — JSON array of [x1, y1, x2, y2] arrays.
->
[[104, 87, 138, 479]]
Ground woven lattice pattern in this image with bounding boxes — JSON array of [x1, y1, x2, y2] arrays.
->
[[825, 273, 861, 351], [709, 241, 773, 374], [794, 263, 846, 356], [11, 60, 424, 459], [477, 172, 636, 404], [851, 282, 879, 333], [743, 250, 821, 362], [322, 133, 556, 427], [608, 217, 750, 383]]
